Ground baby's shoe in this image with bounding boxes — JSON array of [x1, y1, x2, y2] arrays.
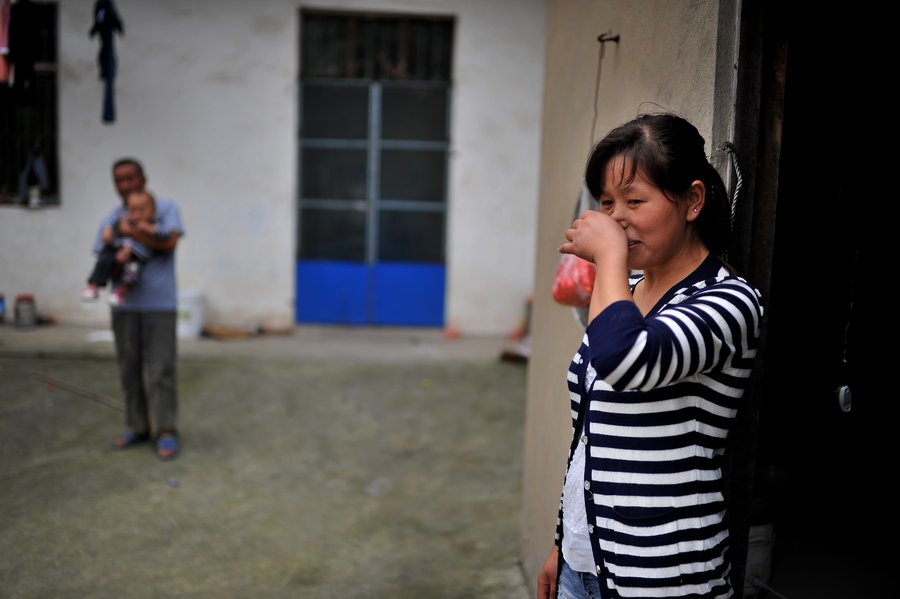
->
[[81, 285, 99, 302], [108, 289, 126, 307]]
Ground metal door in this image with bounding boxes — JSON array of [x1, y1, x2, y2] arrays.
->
[[295, 13, 452, 326]]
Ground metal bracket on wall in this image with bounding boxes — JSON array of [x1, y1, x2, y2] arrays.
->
[[597, 31, 620, 45]]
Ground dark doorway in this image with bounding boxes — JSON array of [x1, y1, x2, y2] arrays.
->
[[752, 7, 888, 598]]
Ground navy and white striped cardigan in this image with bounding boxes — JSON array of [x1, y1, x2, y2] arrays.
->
[[555, 254, 764, 599]]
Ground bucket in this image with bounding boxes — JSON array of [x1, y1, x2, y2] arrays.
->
[[177, 290, 204, 339], [14, 294, 37, 328]]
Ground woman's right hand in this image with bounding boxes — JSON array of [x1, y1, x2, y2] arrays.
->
[[537, 546, 559, 599], [559, 209, 627, 266], [561, 210, 631, 320]]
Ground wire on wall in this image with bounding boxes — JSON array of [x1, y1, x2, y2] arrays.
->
[[590, 31, 620, 148], [572, 31, 620, 329]]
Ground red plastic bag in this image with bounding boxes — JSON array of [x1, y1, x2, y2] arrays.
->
[[552, 253, 595, 307]]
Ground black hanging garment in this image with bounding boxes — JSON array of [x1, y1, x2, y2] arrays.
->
[[89, 0, 123, 123]]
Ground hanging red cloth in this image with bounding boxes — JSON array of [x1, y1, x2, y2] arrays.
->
[[0, 0, 12, 83]]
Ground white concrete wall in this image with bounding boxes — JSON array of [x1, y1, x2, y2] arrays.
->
[[519, 0, 726, 589], [0, 0, 546, 336]]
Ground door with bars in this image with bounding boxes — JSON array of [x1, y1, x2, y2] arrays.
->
[[296, 11, 453, 326]]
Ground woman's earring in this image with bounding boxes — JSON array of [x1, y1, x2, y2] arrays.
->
[[693, 208, 699, 213]]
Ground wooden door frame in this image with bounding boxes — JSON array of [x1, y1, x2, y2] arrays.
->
[[720, 1, 787, 595]]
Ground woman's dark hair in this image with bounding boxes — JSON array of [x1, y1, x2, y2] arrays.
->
[[584, 113, 731, 257]]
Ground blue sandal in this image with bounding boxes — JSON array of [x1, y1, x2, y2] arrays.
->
[[112, 431, 149, 450], [156, 435, 179, 461]]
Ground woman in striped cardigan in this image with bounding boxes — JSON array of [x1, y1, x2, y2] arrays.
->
[[538, 113, 764, 599]]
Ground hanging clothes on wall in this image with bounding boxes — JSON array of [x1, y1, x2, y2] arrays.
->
[[89, 0, 123, 123], [7, 0, 41, 105], [0, 0, 11, 83]]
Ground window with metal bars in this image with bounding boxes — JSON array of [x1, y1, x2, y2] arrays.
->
[[301, 10, 453, 82], [0, 0, 58, 207], [298, 11, 453, 265]]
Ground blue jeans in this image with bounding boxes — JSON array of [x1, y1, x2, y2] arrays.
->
[[558, 561, 604, 599]]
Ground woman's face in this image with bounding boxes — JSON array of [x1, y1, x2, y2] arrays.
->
[[597, 156, 698, 272]]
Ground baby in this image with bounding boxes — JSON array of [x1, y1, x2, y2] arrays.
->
[[82, 190, 168, 306]]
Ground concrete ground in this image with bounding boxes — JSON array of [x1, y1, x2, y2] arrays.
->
[[0, 323, 533, 599]]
